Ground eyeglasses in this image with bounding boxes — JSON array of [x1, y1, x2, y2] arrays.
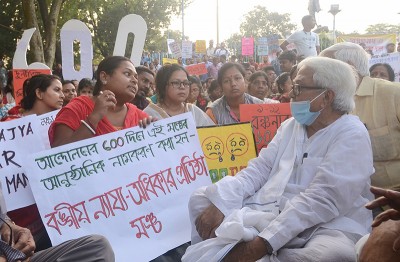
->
[[291, 84, 325, 97], [169, 80, 191, 89]]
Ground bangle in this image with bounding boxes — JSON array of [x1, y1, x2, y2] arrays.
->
[[81, 120, 96, 135]]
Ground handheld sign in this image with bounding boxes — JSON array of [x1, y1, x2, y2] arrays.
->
[[0, 115, 46, 210], [240, 104, 291, 153], [26, 113, 211, 262], [197, 123, 256, 183], [185, 63, 207, 76]]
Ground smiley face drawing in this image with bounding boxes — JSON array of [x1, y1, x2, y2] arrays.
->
[[202, 136, 225, 162], [226, 133, 249, 161]]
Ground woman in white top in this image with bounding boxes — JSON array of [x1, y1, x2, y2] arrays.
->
[[144, 64, 214, 127]]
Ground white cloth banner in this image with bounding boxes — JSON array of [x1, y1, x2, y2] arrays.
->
[[26, 113, 212, 262], [0, 115, 46, 211], [369, 52, 400, 82]]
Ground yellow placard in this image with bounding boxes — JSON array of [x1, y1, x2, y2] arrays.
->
[[162, 57, 178, 65], [195, 40, 206, 54], [197, 123, 257, 183]]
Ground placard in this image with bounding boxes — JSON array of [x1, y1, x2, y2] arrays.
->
[[240, 104, 291, 153], [185, 63, 207, 76], [197, 123, 256, 183], [0, 115, 46, 210], [26, 113, 211, 262]]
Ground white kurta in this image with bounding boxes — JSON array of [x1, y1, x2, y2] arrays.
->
[[185, 115, 374, 261]]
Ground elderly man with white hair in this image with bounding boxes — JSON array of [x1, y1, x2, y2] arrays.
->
[[321, 42, 400, 262], [182, 57, 374, 262]]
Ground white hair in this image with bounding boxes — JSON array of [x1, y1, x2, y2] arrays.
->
[[320, 42, 369, 77], [298, 57, 358, 113]]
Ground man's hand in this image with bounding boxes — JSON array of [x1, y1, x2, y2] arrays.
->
[[365, 186, 400, 227], [195, 204, 224, 240], [223, 237, 268, 262], [1, 223, 35, 259], [359, 220, 400, 262]]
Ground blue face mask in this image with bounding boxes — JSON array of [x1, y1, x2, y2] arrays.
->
[[290, 90, 326, 126]]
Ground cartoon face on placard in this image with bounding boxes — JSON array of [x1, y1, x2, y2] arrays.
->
[[226, 133, 249, 161], [202, 136, 224, 163], [197, 123, 257, 183]]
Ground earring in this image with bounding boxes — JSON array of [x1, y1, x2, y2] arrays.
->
[[102, 80, 107, 85]]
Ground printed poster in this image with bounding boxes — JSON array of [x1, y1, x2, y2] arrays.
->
[[240, 104, 291, 153], [197, 123, 256, 183], [26, 113, 211, 262]]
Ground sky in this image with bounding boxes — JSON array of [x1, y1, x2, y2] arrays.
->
[[169, 0, 400, 43]]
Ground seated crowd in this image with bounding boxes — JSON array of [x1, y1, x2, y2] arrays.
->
[[0, 39, 399, 262]]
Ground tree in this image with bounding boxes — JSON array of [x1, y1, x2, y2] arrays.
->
[[22, 0, 64, 67], [225, 33, 242, 56], [239, 6, 296, 39], [61, 0, 191, 59], [0, 1, 23, 64], [0, 0, 190, 67], [366, 23, 400, 35]]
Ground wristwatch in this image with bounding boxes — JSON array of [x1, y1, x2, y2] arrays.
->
[[262, 238, 274, 255]]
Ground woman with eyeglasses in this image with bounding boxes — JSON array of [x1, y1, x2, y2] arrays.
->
[[206, 63, 264, 125], [144, 64, 213, 127]]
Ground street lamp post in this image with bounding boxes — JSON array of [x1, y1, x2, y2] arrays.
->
[[329, 4, 341, 44], [216, 0, 219, 45]]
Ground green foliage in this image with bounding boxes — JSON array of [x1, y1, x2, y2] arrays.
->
[[225, 6, 296, 56], [318, 32, 333, 51], [0, 0, 190, 65], [62, 0, 189, 59], [365, 23, 400, 35], [239, 5, 296, 38], [0, 1, 23, 64], [225, 33, 242, 56]]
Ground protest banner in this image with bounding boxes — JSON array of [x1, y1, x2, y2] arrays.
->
[[162, 57, 178, 65], [266, 34, 280, 55], [167, 39, 175, 54], [240, 104, 291, 153], [26, 113, 211, 262], [185, 63, 207, 76], [12, 69, 52, 106], [169, 41, 182, 58], [197, 123, 256, 183], [181, 41, 193, 59], [257, 37, 268, 56], [242, 37, 254, 56], [337, 34, 396, 56], [195, 40, 206, 54], [369, 52, 400, 82], [0, 115, 46, 210]]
